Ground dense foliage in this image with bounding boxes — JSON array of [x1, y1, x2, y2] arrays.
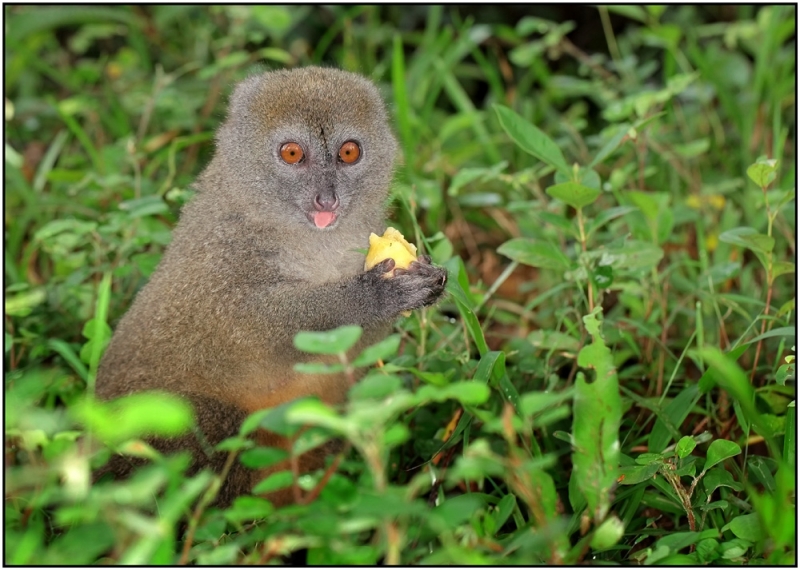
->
[[4, 5, 796, 565]]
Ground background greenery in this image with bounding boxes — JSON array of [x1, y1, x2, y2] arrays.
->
[[4, 5, 796, 565]]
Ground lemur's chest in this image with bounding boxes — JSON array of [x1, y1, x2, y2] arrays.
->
[[282, 236, 367, 284]]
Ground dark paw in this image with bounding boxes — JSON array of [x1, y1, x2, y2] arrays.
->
[[392, 260, 447, 311]]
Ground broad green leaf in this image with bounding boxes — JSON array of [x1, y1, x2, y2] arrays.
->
[[703, 439, 741, 471], [225, 496, 275, 522], [352, 334, 401, 367], [696, 538, 721, 564], [618, 462, 660, 485], [747, 456, 776, 492], [723, 513, 764, 542], [718, 227, 775, 253], [251, 470, 293, 495], [215, 436, 253, 452], [239, 446, 289, 469], [701, 500, 729, 511], [430, 494, 486, 532], [119, 195, 169, 218], [72, 392, 194, 445], [598, 240, 664, 271], [591, 265, 614, 288], [571, 307, 621, 522], [746, 158, 779, 188], [626, 190, 659, 220], [349, 373, 403, 401], [527, 330, 580, 352], [34, 219, 98, 241], [293, 325, 363, 355], [546, 181, 601, 210], [675, 436, 696, 459], [418, 381, 490, 406], [520, 388, 573, 417], [703, 467, 743, 495], [586, 205, 638, 236], [652, 531, 702, 557], [285, 399, 348, 433], [635, 453, 663, 465], [589, 123, 630, 167], [497, 238, 571, 270], [771, 261, 795, 280], [4, 287, 46, 317], [719, 538, 751, 560], [493, 104, 571, 176]]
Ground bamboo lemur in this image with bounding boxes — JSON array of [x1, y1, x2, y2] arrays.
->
[[95, 67, 447, 506]]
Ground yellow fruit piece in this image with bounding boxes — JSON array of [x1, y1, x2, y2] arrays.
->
[[364, 227, 418, 273]]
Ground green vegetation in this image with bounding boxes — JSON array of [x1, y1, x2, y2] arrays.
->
[[5, 5, 796, 565]]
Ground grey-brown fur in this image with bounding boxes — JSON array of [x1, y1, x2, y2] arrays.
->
[[95, 67, 447, 506]]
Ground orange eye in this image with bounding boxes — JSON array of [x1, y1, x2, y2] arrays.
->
[[280, 142, 304, 164], [339, 141, 361, 164]]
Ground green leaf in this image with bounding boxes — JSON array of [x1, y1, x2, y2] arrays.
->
[[703, 467, 743, 495], [618, 462, 660, 485], [293, 325, 363, 355], [745, 326, 795, 345], [723, 513, 764, 542], [446, 257, 489, 356], [239, 446, 289, 469], [703, 439, 742, 471], [696, 538, 721, 564], [497, 238, 571, 270], [251, 470, 293, 495], [84, 272, 112, 392], [285, 399, 348, 433], [493, 104, 571, 176], [119, 195, 169, 218], [747, 456, 776, 492], [571, 307, 621, 522], [224, 496, 274, 522], [586, 206, 638, 236], [626, 190, 659, 220], [72, 392, 194, 445], [418, 382, 491, 406], [719, 538, 751, 560], [718, 227, 775, 253], [352, 334, 401, 367], [589, 123, 630, 168], [771, 261, 795, 280], [349, 373, 403, 401], [527, 330, 580, 352], [546, 181, 601, 210], [746, 158, 779, 188], [635, 453, 664, 465], [4, 287, 46, 317], [676, 436, 697, 459], [598, 240, 664, 271], [520, 388, 574, 417], [591, 515, 625, 550]]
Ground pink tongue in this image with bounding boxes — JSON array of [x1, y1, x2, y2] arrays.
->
[[314, 211, 336, 228]]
